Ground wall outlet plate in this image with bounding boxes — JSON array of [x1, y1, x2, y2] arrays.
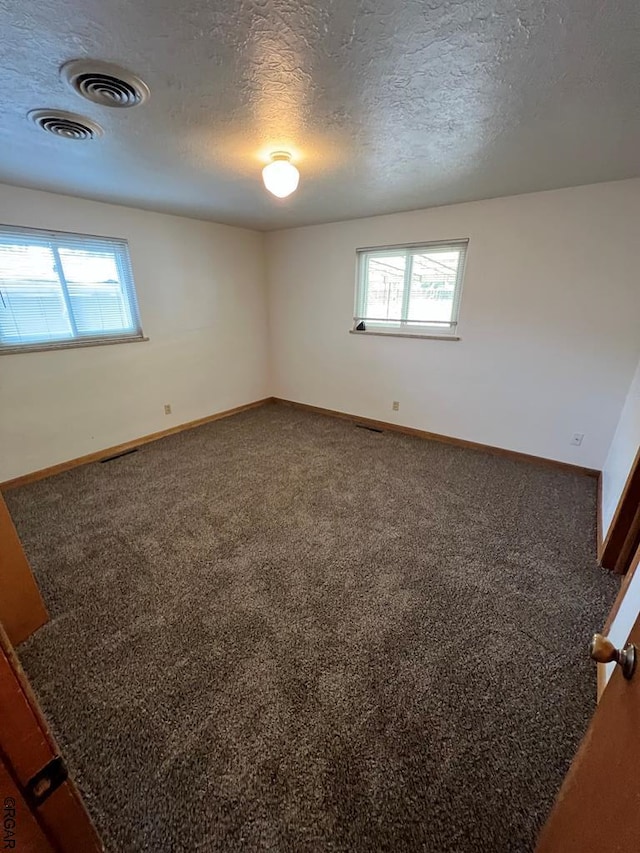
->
[[392, 401, 400, 411], [571, 432, 584, 446], [164, 404, 172, 415]]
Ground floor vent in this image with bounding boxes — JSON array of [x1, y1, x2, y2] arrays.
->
[[100, 448, 139, 464], [356, 424, 383, 433]]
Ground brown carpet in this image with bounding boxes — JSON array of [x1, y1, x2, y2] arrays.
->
[[6, 403, 617, 852]]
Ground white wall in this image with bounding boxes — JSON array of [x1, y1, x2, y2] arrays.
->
[[600, 357, 640, 689], [3, 178, 639, 483], [601, 358, 640, 537], [0, 184, 269, 481], [603, 563, 640, 687], [266, 179, 640, 469]]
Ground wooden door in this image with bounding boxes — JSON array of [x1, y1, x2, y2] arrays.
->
[[0, 492, 48, 644], [537, 609, 640, 851], [0, 622, 102, 852], [0, 758, 55, 852], [600, 447, 640, 574]]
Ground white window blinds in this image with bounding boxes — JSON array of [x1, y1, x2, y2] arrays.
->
[[0, 225, 143, 352], [355, 240, 468, 337]]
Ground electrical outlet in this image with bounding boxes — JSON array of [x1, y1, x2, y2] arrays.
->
[[164, 404, 172, 415], [392, 401, 400, 411], [570, 432, 584, 446]]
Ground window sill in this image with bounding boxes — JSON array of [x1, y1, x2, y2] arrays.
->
[[349, 330, 460, 342], [0, 335, 149, 356]]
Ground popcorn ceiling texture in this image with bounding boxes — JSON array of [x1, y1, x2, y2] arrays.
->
[[0, 0, 638, 228], [8, 404, 617, 851]]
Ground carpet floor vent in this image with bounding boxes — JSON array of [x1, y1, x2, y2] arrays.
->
[[100, 448, 139, 464], [356, 424, 383, 433]]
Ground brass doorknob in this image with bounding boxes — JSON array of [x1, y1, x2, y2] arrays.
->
[[590, 633, 636, 680]]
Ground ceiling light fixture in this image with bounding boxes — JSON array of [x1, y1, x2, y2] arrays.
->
[[262, 152, 300, 199]]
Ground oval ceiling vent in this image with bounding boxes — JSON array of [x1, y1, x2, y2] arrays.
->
[[28, 110, 103, 140], [61, 60, 150, 108]]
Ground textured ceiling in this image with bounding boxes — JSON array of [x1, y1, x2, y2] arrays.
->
[[0, 0, 639, 230]]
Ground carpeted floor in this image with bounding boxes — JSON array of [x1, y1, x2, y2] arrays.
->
[[6, 403, 617, 852]]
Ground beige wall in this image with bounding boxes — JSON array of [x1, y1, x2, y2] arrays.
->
[[0, 184, 269, 481], [266, 179, 640, 469]]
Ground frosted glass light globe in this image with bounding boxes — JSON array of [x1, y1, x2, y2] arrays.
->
[[262, 153, 300, 198]]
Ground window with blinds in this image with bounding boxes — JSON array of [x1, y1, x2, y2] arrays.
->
[[0, 225, 144, 353], [354, 240, 468, 338]]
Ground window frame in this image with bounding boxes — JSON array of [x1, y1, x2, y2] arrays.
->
[[0, 224, 146, 355], [353, 239, 468, 340]]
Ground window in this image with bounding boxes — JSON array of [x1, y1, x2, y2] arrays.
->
[[354, 240, 468, 338], [0, 225, 144, 353]]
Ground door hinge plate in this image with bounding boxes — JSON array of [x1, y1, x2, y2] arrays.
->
[[26, 755, 68, 807]]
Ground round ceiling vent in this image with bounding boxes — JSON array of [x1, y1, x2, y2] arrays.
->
[[28, 109, 103, 140], [61, 60, 150, 108]]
